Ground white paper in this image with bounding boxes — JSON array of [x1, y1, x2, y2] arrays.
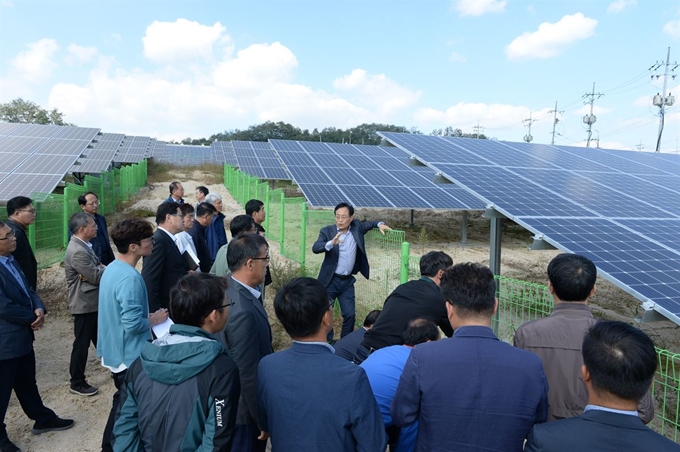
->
[[152, 317, 174, 338]]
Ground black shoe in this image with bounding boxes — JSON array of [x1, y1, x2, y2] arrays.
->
[[0, 438, 20, 452], [69, 383, 98, 396], [31, 417, 75, 435]]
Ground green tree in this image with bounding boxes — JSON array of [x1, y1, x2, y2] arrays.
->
[[0, 98, 72, 125]]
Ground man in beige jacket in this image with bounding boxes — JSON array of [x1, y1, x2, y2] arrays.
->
[[514, 253, 653, 423], [64, 212, 106, 397]]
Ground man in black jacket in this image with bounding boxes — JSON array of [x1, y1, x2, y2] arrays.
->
[[187, 202, 216, 273], [355, 251, 453, 363], [6, 196, 38, 291], [77, 192, 115, 265]]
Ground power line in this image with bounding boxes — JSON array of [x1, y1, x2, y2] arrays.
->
[[582, 82, 603, 147], [651, 47, 678, 152]]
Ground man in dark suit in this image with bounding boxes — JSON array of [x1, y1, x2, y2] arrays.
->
[[391, 262, 549, 452], [257, 277, 386, 452], [5, 196, 38, 291], [355, 251, 454, 363], [524, 321, 677, 452], [77, 192, 115, 265], [332, 309, 380, 362], [0, 221, 74, 452], [219, 233, 273, 452], [312, 202, 390, 341], [186, 202, 216, 273], [141, 202, 189, 312], [163, 181, 184, 204]]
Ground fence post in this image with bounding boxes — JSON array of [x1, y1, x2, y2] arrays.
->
[[400, 241, 410, 283], [63, 186, 70, 248], [279, 192, 285, 251], [300, 202, 307, 268], [264, 185, 270, 234]]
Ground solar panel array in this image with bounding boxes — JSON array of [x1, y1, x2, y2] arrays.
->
[[212, 141, 238, 167], [232, 140, 289, 180], [379, 132, 680, 325], [71, 133, 125, 173], [114, 135, 153, 163], [0, 124, 100, 201], [269, 139, 485, 210]]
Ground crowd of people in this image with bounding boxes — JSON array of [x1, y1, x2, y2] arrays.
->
[[0, 187, 677, 452]]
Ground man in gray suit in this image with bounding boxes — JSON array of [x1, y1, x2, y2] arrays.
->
[[64, 213, 106, 397], [220, 232, 273, 452]]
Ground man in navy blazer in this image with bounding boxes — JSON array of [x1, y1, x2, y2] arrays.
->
[[257, 277, 386, 452], [524, 321, 678, 452], [141, 202, 189, 312], [163, 181, 185, 204], [0, 221, 73, 452], [219, 233, 273, 452], [312, 202, 390, 340], [391, 262, 548, 452]]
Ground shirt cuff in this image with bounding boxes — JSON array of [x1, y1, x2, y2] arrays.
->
[[325, 240, 334, 251]]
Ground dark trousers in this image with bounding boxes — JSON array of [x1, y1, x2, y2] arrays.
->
[[232, 423, 267, 452], [0, 350, 56, 441], [101, 369, 127, 452], [326, 274, 356, 341], [69, 312, 98, 387]]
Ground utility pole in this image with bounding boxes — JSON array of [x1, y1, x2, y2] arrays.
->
[[472, 120, 484, 139], [582, 82, 603, 148], [523, 112, 537, 143], [636, 140, 644, 152], [651, 47, 677, 153], [548, 101, 563, 145]]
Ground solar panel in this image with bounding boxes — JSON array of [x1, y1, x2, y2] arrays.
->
[[379, 131, 680, 325], [71, 133, 125, 173], [232, 140, 289, 180], [269, 139, 485, 210], [211, 141, 238, 167], [114, 136, 151, 163]]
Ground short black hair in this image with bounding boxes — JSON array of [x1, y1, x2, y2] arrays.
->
[[334, 202, 354, 217], [196, 186, 209, 196], [245, 199, 264, 216], [68, 212, 93, 234], [77, 191, 98, 206], [169, 273, 229, 327], [364, 309, 381, 327], [169, 181, 182, 195], [196, 202, 216, 217], [155, 202, 180, 225], [420, 251, 453, 277], [401, 318, 439, 346], [110, 218, 153, 254], [179, 203, 195, 216], [226, 232, 268, 271], [583, 321, 657, 402], [274, 277, 329, 339], [229, 215, 256, 237], [547, 253, 597, 302], [440, 262, 496, 318], [7, 196, 32, 217]]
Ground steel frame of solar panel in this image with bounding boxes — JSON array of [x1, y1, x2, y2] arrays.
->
[[378, 131, 680, 326], [269, 139, 485, 210], [71, 133, 125, 173]]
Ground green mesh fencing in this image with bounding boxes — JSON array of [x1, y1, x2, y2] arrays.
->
[[651, 349, 680, 442], [30, 193, 65, 269], [279, 197, 306, 263], [266, 189, 284, 243]]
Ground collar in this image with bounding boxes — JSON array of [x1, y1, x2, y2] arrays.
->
[[452, 325, 498, 339], [292, 341, 335, 353], [231, 275, 262, 299], [0, 254, 14, 265], [419, 276, 436, 284], [157, 226, 177, 242], [584, 404, 638, 417], [551, 303, 592, 314], [6, 218, 26, 231], [73, 235, 93, 249]]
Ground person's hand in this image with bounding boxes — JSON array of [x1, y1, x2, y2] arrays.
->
[[331, 231, 343, 246], [149, 309, 169, 326], [378, 223, 392, 235], [31, 308, 45, 331], [257, 431, 269, 441]]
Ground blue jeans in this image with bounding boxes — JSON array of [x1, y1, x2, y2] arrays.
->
[[326, 275, 356, 341]]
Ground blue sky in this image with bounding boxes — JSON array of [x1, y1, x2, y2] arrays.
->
[[1, 0, 679, 152]]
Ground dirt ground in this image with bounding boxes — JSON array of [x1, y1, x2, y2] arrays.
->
[[6, 169, 680, 451]]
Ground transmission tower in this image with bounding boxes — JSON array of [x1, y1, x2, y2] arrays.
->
[[582, 82, 603, 148], [523, 112, 537, 143], [472, 120, 484, 139], [548, 101, 564, 145], [651, 47, 678, 153]]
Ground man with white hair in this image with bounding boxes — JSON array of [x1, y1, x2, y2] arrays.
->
[[205, 193, 227, 265]]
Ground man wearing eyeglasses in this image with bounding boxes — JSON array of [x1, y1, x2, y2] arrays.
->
[[77, 192, 115, 265], [6, 196, 38, 291], [219, 233, 273, 452], [313, 202, 391, 342]]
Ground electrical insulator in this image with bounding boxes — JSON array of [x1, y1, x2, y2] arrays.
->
[[524, 134, 533, 143], [653, 93, 663, 106], [583, 115, 596, 125], [667, 93, 675, 107]]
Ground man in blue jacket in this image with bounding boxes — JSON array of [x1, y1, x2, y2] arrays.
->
[[257, 277, 385, 452], [312, 202, 390, 341], [114, 273, 240, 452]]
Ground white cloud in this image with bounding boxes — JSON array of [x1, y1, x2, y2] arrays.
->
[[65, 44, 98, 65], [449, 52, 467, 62], [415, 101, 549, 131], [607, 0, 636, 14], [575, 105, 613, 115], [632, 95, 651, 107], [1, 0, 14, 6], [506, 13, 597, 60], [452, 0, 506, 17], [663, 20, 680, 40], [10, 38, 60, 83], [142, 19, 231, 63], [333, 69, 421, 117]]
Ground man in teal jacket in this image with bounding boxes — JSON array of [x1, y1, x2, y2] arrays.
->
[[113, 273, 240, 452]]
